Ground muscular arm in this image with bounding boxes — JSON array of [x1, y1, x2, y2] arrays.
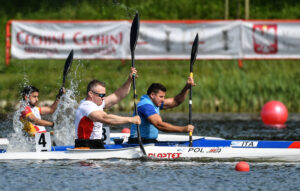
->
[[104, 67, 137, 108], [88, 110, 140, 125], [163, 77, 194, 109], [148, 114, 193, 133], [104, 76, 132, 108], [40, 88, 65, 115], [26, 113, 54, 127], [40, 99, 60, 115]]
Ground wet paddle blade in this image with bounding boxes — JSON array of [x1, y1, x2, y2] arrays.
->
[[190, 34, 199, 72], [130, 12, 140, 54], [62, 49, 73, 87]]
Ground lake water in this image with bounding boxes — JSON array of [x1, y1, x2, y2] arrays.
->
[[0, 113, 300, 191]]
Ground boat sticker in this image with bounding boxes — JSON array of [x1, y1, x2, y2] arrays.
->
[[148, 153, 182, 159], [188, 147, 222, 153], [206, 148, 222, 153], [188, 148, 205, 153], [231, 141, 258, 147], [177, 148, 185, 152]]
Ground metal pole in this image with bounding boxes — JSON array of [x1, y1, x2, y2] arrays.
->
[[225, 0, 229, 19], [245, 0, 250, 20]]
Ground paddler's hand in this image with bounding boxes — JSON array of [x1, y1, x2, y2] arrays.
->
[[129, 67, 138, 80], [56, 87, 66, 100], [131, 115, 141, 125], [186, 124, 194, 133], [187, 77, 195, 87]]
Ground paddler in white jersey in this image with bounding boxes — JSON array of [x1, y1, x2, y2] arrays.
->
[[20, 86, 64, 136], [74, 67, 141, 149]]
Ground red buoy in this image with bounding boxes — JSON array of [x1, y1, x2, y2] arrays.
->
[[261, 100, 288, 128], [121, 128, 130, 133], [235, 161, 250, 172]]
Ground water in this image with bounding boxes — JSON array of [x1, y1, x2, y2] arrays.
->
[[0, 159, 299, 191], [0, 113, 300, 191]]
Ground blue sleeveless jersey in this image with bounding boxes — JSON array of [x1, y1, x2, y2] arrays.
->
[[130, 95, 162, 139]]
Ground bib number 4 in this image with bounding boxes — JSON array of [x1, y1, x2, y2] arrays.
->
[[35, 132, 51, 152]]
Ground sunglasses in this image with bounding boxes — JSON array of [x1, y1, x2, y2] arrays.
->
[[91, 90, 106, 98]]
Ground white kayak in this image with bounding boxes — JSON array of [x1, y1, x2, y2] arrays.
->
[[0, 133, 299, 161], [0, 145, 300, 161]]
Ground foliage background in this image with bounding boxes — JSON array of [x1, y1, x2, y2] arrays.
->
[[1, 0, 300, 113]]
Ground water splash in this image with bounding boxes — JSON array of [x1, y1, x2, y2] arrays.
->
[[112, 0, 138, 19], [6, 70, 36, 151], [7, 61, 82, 151], [51, 61, 82, 146], [7, 100, 35, 152], [52, 83, 79, 146]]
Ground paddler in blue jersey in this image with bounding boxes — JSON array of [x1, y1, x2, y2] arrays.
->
[[129, 77, 195, 144]]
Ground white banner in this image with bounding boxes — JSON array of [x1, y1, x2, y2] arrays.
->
[[242, 21, 300, 58], [9, 20, 300, 60], [11, 21, 130, 59]]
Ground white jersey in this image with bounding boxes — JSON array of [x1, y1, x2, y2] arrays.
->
[[75, 99, 105, 139], [20, 105, 46, 135]]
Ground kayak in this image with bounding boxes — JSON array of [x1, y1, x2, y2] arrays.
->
[[0, 134, 300, 161]]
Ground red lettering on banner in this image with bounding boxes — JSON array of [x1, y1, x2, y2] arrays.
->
[[24, 47, 58, 54], [73, 32, 123, 46], [81, 47, 116, 55], [16, 31, 65, 46], [147, 153, 182, 159]]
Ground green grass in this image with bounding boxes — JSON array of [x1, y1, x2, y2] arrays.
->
[[1, 0, 300, 113], [1, 59, 300, 113]]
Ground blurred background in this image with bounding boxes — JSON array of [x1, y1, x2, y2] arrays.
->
[[1, 0, 300, 116]]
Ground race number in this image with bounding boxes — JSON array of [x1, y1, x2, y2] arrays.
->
[[35, 132, 51, 152], [102, 127, 110, 144]]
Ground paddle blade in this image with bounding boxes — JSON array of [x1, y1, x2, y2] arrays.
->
[[130, 12, 140, 53], [190, 34, 199, 71], [62, 49, 74, 87]]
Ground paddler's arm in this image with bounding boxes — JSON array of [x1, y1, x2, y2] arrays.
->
[[104, 67, 137, 108], [88, 110, 141, 125], [163, 77, 195, 109], [40, 88, 65, 115], [148, 114, 194, 133], [26, 113, 54, 127]]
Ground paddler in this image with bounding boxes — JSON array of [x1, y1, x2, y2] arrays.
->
[[20, 85, 64, 136], [128, 77, 195, 144], [74, 67, 141, 149]]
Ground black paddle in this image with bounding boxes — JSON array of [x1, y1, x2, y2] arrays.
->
[[189, 34, 199, 147], [56, 49, 73, 100], [62, 50, 74, 88], [130, 12, 146, 156]]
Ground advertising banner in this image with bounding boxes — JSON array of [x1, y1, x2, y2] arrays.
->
[[7, 20, 300, 63]]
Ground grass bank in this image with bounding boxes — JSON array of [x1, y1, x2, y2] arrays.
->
[[1, 59, 300, 113], [1, 0, 300, 113]]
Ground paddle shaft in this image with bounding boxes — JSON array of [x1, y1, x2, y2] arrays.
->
[[189, 69, 193, 147], [131, 52, 146, 156], [129, 13, 146, 156]]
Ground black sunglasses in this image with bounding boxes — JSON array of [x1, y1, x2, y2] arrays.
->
[[91, 90, 106, 98]]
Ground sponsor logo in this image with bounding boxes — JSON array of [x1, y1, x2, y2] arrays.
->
[[188, 148, 204, 153], [253, 24, 278, 54], [188, 147, 222, 153], [207, 148, 222, 153], [16, 30, 123, 47], [148, 153, 182, 159], [231, 141, 258, 147]]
